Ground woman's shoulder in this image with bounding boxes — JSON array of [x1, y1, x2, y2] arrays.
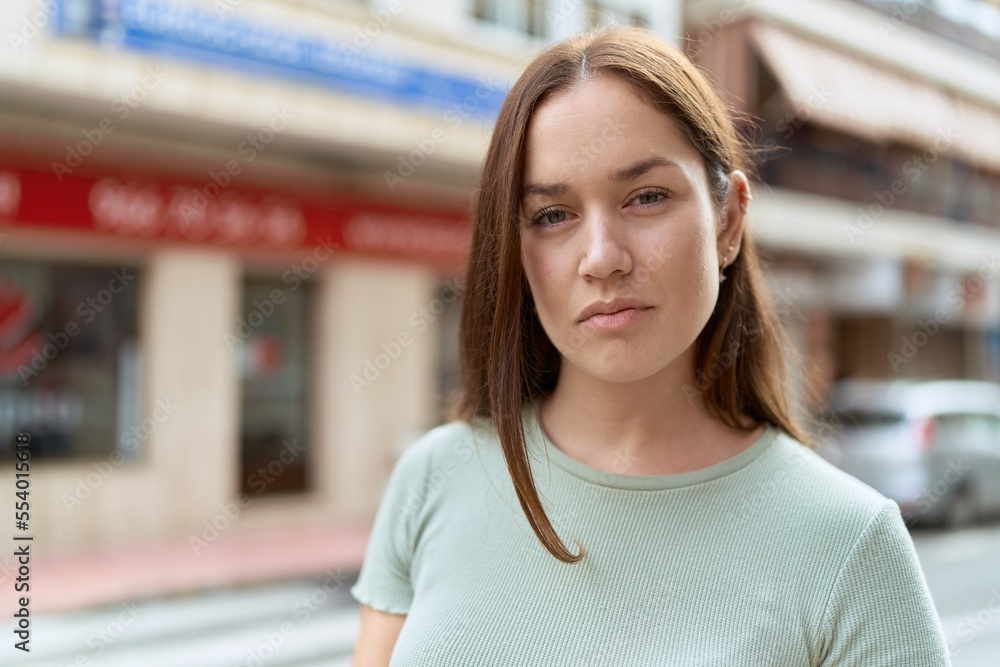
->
[[746, 426, 899, 545], [755, 431, 949, 664], [383, 417, 499, 497], [397, 416, 496, 462]]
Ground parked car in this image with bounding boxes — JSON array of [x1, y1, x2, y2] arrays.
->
[[818, 378, 1000, 528]]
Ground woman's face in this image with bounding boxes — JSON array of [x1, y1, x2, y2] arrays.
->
[[519, 74, 740, 384]]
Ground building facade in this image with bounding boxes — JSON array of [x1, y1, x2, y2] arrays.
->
[[0, 0, 680, 556], [686, 0, 1000, 420]]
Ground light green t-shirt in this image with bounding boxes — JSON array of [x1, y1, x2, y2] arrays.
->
[[350, 399, 951, 666]]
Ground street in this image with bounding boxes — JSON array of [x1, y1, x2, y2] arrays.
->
[[913, 521, 1000, 666], [4, 523, 999, 666], [4, 577, 359, 667]]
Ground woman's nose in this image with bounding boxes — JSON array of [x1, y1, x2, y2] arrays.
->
[[577, 212, 633, 280]]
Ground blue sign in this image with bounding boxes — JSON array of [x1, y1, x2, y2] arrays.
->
[[53, 0, 508, 118]]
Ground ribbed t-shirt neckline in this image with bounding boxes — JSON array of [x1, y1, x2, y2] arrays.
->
[[522, 398, 780, 491]]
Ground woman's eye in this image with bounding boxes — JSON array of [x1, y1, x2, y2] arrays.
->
[[633, 189, 669, 206], [533, 208, 567, 225]]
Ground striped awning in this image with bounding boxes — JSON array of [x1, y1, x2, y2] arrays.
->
[[749, 22, 1000, 171]]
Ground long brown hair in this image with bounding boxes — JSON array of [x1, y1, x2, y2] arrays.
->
[[449, 25, 815, 564]]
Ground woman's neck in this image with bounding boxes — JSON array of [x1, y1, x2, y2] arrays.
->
[[538, 356, 763, 476]]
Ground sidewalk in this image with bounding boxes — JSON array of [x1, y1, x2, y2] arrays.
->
[[3, 521, 370, 615]]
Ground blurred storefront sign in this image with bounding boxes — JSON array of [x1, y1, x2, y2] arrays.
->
[[0, 164, 471, 268], [52, 0, 507, 118]]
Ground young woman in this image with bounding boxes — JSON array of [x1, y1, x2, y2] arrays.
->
[[351, 26, 951, 666]]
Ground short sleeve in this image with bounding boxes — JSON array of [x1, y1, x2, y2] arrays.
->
[[349, 441, 430, 615], [818, 498, 951, 666]]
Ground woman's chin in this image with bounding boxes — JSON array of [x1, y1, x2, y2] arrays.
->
[[562, 355, 663, 384]]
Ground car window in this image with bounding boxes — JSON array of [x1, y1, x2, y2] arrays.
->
[[823, 409, 903, 429], [933, 413, 1000, 451]]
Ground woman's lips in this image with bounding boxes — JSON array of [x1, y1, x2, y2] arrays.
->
[[581, 306, 653, 332]]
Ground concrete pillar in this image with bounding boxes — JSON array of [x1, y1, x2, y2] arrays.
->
[[144, 250, 240, 539], [318, 257, 440, 519]]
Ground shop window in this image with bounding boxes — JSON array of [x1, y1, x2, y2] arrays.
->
[[237, 275, 312, 496], [905, 144, 937, 212], [944, 159, 975, 223], [0, 259, 140, 460], [969, 168, 995, 227], [54, 0, 100, 38]]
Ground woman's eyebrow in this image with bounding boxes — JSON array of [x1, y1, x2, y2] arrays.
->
[[521, 182, 567, 199], [611, 156, 681, 183], [521, 156, 680, 200]]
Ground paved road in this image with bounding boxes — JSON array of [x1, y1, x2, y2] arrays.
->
[[5, 525, 998, 666], [3, 575, 360, 667], [913, 520, 1000, 666]]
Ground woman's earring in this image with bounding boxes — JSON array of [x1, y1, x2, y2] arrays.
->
[[719, 242, 736, 284]]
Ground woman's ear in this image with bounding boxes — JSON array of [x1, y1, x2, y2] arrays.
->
[[719, 169, 751, 261]]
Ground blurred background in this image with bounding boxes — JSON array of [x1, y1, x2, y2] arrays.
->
[[0, 0, 999, 664]]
